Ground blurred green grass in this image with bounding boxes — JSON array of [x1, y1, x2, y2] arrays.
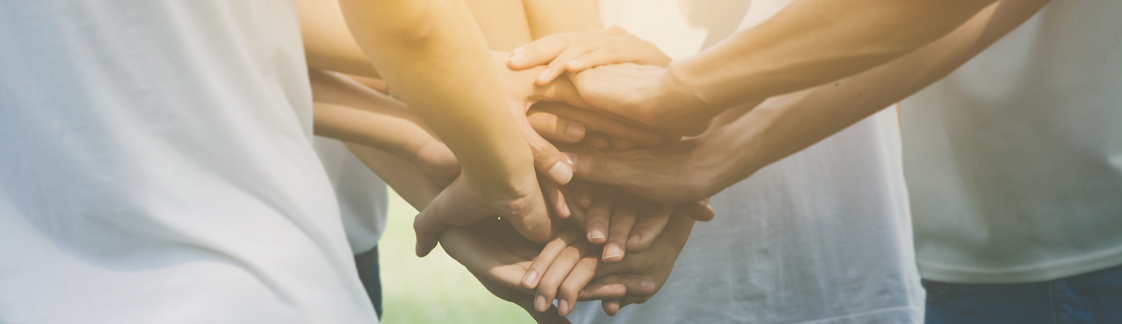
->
[[379, 189, 534, 324]]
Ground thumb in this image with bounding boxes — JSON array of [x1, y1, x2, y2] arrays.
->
[[680, 198, 715, 222], [565, 152, 632, 189], [519, 117, 575, 185], [413, 179, 490, 257]]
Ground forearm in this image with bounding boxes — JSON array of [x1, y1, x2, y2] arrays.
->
[[339, 0, 534, 190], [667, 0, 997, 114], [522, 0, 602, 37], [345, 143, 441, 210], [311, 70, 436, 159], [713, 0, 1046, 190], [296, 0, 380, 78]]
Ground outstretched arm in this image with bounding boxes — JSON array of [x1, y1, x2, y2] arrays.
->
[[567, 0, 1049, 202], [339, 0, 553, 255], [520, 0, 1000, 135]]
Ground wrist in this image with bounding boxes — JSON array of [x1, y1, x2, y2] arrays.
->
[[648, 63, 724, 135], [699, 119, 765, 196]]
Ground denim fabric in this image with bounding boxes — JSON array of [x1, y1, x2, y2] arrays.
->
[[355, 246, 383, 319], [924, 264, 1122, 324]]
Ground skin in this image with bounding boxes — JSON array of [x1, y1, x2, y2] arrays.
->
[[515, 0, 1001, 135], [345, 143, 625, 323], [305, 0, 691, 319], [561, 0, 1049, 203], [338, 0, 563, 257]]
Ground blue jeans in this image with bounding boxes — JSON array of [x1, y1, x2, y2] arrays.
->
[[355, 246, 383, 319], [924, 264, 1122, 324]]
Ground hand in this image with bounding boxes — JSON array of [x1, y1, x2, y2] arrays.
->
[[507, 25, 671, 86], [503, 26, 709, 135], [493, 52, 668, 185], [557, 134, 735, 203], [439, 219, 627, 323], [566, 63, 713, 136], [413, 169, 553, 256], [527, 209, 696, 316]]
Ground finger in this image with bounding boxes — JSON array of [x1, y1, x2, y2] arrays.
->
[[527, 108, 587, 144], [572, 180, 595, 209], [565, 44, 644, 72], [566, 152, 638, 193], [509, 33, 579, 69], [518, 118, 575, 185], [603, 300, 621, 316], [513, 298, 571, 324], [611, 138, 635, 150], [556, 256, 604, 316], [603, 199, 637, 263], [626, 203, 673, 253], [585, 192, 614, 244], [413, 179, 487, 257], [584, 133, 611, 150], [536, 37, 618, 86], [533, 102, 663, 147], [535, 243, 593, 312], [560, 184, 587, 229], [616, 274, 658, 304], [681, 198, 715, 222], [576, 280, 627, 302], [523, 230, 584, 290], [539, 173, 571, 219]]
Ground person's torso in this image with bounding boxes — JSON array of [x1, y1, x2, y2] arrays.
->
[[313, 137, 388, 255], [901, 0, 1122, 284], [568, 1, 923, 323], [0, 1, 376, 322]]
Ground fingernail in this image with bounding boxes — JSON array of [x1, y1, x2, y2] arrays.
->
[[579, 290, 585, 299], [558, 201, 571, 218], [641, 280, 654, 289], [547, 161, 573, 184], [604, 244, 622, 260], [558, 299, 570, 316], [535, 294, 548, 312], [578, 198, 592, 208], [537, 68, 552, 83], [566, 123, 586, 140], [566, 59, 583, 70], [563, 152, 577, 168], [522, 270, 539, 288], [512, 46, 527, 56], [610, 284, 624, 290], [626, 235, 641, 248], [510, 52, 526, 64], [589, 224, 607, 242]]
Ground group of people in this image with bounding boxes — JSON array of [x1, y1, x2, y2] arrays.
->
[[2, 0, 1119, 323]]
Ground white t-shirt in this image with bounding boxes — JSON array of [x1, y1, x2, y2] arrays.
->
[[313, 137, 388, 255], [902, 0, 1122, 284], [568, 1, 923, 323], [0, 1, 378, 323]]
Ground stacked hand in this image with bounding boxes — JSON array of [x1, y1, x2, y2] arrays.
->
[[317, 25, 730, 320]]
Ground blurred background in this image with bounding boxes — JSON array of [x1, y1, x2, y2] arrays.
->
[[379, 190, 534, 323]]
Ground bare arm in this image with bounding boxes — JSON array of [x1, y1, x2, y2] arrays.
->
[[296, 0, 380, 78], [719, 0, 1049, 187], [339, 0, 552, 254], [568, 0, 1049, 202], [524, 0, 999, 135], [667, 0, 1000, 111]]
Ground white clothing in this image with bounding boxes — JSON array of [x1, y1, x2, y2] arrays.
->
[[568, 1, 923, 323], [0, 1, 377, 323], [313, 137, 388, 255], [902, 0, 1122, 283]]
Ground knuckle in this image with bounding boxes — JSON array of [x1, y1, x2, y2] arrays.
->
[[560, 247, 581, 260]]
